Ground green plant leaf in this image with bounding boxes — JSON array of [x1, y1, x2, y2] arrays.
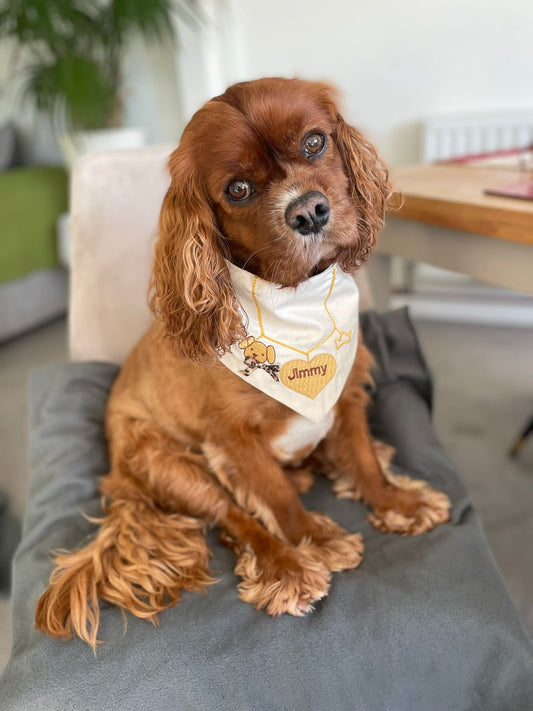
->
[[25, 54, 114, 130], [1, 0, 201, 132], [0, 0, 100, 54], [108, 0, 177, 44]]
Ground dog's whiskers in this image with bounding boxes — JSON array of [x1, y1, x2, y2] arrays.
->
[[242, 245, 272, 271]]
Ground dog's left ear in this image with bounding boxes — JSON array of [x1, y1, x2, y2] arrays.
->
[[149, 147, 246, 362], [319, 86, 392, 266]]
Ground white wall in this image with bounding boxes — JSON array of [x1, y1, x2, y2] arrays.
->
[[121, 36, 184, 149], [232, 0, 533, 166], [2, 0, 531, 167]]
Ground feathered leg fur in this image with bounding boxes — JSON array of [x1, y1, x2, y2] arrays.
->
[[36, 419, 338, 647], [322, 340, 451, 534]]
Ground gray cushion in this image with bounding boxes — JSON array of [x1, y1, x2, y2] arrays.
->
[[1, 310, 532, 710]]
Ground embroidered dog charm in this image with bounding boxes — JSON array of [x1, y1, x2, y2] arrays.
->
[[239, 336, 280, 381]]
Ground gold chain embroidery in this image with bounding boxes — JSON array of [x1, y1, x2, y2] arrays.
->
[[250, 267, 351, 360]]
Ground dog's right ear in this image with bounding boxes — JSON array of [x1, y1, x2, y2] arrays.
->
[[316, 83, 392, 268], [149, 148, 246, 361], [239, 337, 255, 350]]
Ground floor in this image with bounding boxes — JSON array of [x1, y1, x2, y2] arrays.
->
[[415, 320, 533, 636], [0, 316, 532, 672]]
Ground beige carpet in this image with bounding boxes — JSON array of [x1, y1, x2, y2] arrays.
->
[[0, 316, 532, 673]]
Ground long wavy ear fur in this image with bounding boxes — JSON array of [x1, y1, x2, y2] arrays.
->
[[149, 149, 246, 361], [319, 86, 392, 268]]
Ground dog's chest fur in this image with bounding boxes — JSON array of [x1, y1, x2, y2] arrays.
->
[[270, 410, 335, 464]]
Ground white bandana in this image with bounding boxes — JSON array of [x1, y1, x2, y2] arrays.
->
[[220, 261, 359, 422]]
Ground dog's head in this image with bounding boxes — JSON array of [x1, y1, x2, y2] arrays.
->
[[150, 77, 391, 361], [239, 337, 276, 365]]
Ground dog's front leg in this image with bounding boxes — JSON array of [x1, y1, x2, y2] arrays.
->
[[203, 432, 363, 573], [108, 418, 336, 618], [322, 348, 451, 536]]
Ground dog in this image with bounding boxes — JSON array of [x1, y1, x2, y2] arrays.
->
[[35, 77, 450, 648]]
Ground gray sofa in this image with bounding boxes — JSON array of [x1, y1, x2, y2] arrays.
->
[[0, 122, 68, 344]]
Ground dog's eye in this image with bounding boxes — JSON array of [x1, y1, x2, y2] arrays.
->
[[226, 180, 252, 201], [302, 132, 326, 159]]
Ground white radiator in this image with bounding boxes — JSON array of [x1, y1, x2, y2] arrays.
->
[[421, 110, 533, 163]]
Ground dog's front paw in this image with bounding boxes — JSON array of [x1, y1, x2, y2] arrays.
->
[[235, 542, 331, 616], [305, 512, 364, 573], [368, 474, 451, 535]]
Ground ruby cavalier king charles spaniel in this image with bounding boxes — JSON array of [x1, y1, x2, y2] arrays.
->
[[36, 77, 450, 648]]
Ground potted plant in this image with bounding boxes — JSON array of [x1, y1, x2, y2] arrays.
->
[[0, 0, 198, 166]]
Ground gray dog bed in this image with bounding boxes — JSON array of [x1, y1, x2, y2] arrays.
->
[[1, 309, 532, 711]]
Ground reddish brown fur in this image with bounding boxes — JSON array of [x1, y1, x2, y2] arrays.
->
[[35, 78, 450, 648]]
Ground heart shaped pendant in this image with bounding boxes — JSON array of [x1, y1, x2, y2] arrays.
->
[[280, 354, 337, 399]]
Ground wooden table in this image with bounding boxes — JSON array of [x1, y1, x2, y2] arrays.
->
[[373, 164, 533, 306]]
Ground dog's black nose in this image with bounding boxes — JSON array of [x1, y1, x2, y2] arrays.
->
[[285, 191, 330, 235]]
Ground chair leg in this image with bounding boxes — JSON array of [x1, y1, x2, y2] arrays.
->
[[509, 414, 533, 458]]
